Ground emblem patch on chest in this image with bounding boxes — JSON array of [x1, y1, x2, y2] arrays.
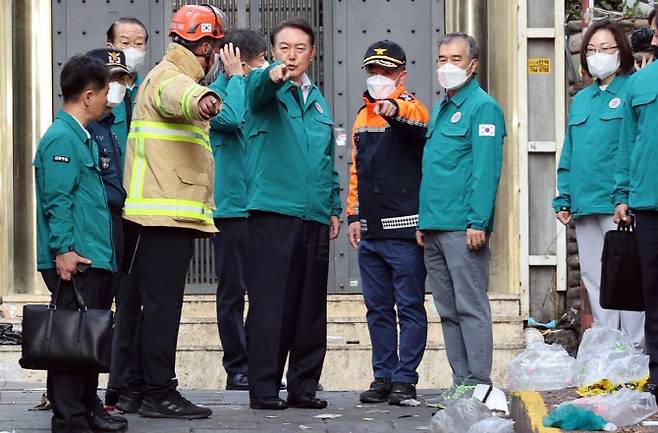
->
[[451, 112, 462, 123], [608, 97, 621, 109], [315, 102, 324, 114]]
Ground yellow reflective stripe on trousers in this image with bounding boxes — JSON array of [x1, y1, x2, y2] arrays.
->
[[128, 120, 211, 152], [155, 76, 178, 117], [124, 198, 214, 225]]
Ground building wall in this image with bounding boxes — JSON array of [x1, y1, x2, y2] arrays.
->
[[0, 1, 571, 324]]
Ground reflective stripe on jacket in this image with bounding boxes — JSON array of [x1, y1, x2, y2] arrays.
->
[[346, 86, 429, 239], [122, 42, 221, 234]]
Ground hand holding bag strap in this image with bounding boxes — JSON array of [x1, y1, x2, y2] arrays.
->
[[49, 276, 88, 311], [47, 277, 88, 342], [617, 213, 636, 232]]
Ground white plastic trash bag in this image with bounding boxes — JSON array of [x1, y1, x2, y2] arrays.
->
[[575, 327, 649, 387], [467, 416, 515, 433], [430, 399, 491, 433], [507, 342, 576, 391], [569, 388, 657, 427]]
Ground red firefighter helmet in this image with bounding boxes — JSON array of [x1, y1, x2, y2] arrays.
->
[[169, 4, 227, 42]]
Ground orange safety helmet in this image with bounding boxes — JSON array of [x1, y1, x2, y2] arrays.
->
[[169, 4, 227, 43]]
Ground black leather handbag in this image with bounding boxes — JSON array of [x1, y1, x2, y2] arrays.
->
[[19, 278, 113, 372], [600, 223, 645, 311]]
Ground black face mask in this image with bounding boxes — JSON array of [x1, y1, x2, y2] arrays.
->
[[654, 45, 658, 60]]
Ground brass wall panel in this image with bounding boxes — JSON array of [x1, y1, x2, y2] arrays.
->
[[11, 0, 52, 294]]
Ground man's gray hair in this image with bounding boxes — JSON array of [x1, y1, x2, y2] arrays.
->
[[438, 32, 479, 60]]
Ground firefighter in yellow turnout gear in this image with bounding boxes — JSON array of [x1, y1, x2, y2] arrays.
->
[[118, 4, 225, 419]]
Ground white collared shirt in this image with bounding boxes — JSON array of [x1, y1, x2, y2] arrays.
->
[[70, 114, 91, 140], [293, 73, 313, 104]]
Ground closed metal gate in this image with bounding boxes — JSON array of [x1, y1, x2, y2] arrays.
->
[[327, 0, 445, 293], [51, 0, 444, 294], [174, 0, 326, 291]]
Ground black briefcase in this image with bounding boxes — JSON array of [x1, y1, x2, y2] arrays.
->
[[600, 223, 645, 311], [19, 277, 113, 372]]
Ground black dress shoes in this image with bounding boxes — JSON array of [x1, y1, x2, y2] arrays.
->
[[287, 394, 328, 409], [226, 372, 249, 391], [249, 397, 288, 410], [87, 409, 127, 432]]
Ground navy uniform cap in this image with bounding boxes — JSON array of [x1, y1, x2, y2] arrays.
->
[[86, 48, 130, 76], [362, 40, 406, 69]]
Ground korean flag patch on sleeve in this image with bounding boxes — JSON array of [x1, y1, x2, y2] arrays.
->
[[478, 124, 495, 137]]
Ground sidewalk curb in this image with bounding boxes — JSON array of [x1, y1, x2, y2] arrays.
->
[[510, 391, 561, 433]]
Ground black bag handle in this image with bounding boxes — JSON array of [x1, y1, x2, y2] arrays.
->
[[49, 277, 88, 312]]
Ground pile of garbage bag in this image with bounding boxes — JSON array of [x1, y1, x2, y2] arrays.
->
[[575, 328, 649, 391], [507, 327, 649, 393], [507, 340, 577, 391], [430, 399, 514, 433]]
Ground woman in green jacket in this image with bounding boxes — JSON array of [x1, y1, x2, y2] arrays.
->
[[553, 19, 644, 348]]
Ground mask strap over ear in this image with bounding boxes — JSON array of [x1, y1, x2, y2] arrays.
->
[[465, 59, 475, 75], [394, 70, 405, 87]]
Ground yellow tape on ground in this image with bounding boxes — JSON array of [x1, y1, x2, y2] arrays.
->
[[577, 377, 649, 397], [513, 391, 562, 433]]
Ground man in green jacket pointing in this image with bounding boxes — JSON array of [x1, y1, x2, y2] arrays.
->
[[417, 32, 505, 404], [244, 19, 341, 411]]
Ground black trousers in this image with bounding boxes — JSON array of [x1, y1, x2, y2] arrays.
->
[[106, 217, 144, 404], [128, 226, 194, 398], [41, 268, 113, 433], [213, 217, 249, 377], [635, 211, 658, 383], [246, 212, 329, 399]]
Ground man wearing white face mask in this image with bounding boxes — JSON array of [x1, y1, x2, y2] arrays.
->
[[84, 49, 135, 419], [106, 17, 149, 160], [347, 40, 429, 405], [103, 18, 149, 412], [417, 32, 506, 405], [86, 48, 130, 265]]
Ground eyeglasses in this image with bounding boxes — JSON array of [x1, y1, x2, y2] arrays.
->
[[114, 41, 146, 50], [585, 46, 618, 56]]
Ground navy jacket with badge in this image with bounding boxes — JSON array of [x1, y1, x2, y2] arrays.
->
[[346, 86, 429, 239], [87, 112, 128, 208]]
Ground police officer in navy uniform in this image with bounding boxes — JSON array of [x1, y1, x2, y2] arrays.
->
[[86, 49, 131, 281], [84, 50, 137, 415]]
